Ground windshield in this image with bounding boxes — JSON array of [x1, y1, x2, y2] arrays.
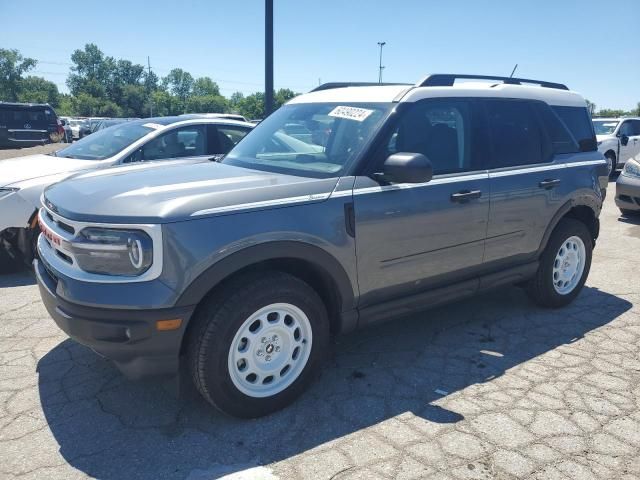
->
[[54, 122, 153, 160], [222, 102, 393, 178], [593, 120, 619, 135]]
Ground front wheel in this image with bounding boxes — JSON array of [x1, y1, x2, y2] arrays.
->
[[527, 218, 592, 308], [187, 271, 329, 418], [605, 153, 616, 177]]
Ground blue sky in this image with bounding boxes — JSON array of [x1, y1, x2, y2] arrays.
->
[[1, 0, 638, 110]]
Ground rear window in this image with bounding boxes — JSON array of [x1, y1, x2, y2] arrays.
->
[[0, 107, 55, 125], [551, 106, 597, 152]]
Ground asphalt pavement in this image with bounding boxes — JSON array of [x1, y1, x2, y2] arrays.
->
[[0, 178, 639, 479]]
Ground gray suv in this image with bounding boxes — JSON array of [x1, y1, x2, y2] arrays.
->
[[35, 74, 608, 418]]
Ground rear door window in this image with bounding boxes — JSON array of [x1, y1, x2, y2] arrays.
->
[[551, 106, 597, 152], [142, 125, 207, 161], [213, 125, 251, 153], [485, 99, 549, 168]]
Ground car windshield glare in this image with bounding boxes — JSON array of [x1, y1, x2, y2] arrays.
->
[[593, 121, 619, 135], [222, 103, 393, 178], [54, 123, 154, 160]]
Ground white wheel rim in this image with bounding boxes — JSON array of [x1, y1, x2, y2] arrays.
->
[[228, 303, 313, 398], [552, 236, 586, 295]]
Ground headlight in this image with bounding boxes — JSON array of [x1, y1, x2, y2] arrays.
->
[[70, 228, 153, 276], [0, 187, 19, 200], [622, 159, 640, 179]]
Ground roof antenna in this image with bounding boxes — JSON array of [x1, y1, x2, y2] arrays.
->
[[509, 64, 518, 78]]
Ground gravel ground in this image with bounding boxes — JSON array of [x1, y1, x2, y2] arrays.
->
[[0, 180, 639, 480], [0, 143, 66, 161]]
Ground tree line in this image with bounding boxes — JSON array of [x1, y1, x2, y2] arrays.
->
[[0, 45, 298, 119], [2, 46, 639, 120]]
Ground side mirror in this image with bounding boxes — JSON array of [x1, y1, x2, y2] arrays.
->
[[59, 119, 66, 126], [382, 152, 433, 184], [621, 134, 629, 146]]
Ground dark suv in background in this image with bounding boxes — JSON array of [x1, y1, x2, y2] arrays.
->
[[0, 102, 63, 148]]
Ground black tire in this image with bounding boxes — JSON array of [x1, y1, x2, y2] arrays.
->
[[526, 218, 592, 308], [605, 152, 616, 177], [186, 271, 329, 418]]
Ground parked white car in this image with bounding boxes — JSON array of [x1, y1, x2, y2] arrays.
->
[[593, 118, 640, 175], [0, 116, 252, 267]]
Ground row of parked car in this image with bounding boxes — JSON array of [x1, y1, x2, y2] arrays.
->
[[0, 75, 638, 418], [0, 102, 256, 148]]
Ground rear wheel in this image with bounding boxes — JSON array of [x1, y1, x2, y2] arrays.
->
[[187, 271, 329, 418], [527, 218, 592, 308]]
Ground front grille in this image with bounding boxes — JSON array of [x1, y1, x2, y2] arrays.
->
[[11, 131, 46, 141], [45, 210, 75, 234], [55, 249, 73, 264]]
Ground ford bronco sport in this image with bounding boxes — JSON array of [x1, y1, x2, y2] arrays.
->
[[36, 74, 608, 418]]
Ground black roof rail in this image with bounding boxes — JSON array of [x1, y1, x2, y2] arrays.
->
[[419, 74, 569, 91], [310, 82, 411, 92]]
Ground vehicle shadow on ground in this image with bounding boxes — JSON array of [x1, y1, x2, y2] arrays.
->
[[618, 213, 640, 225], [37, 285, 630, 479], [0, 269, 35, 287]]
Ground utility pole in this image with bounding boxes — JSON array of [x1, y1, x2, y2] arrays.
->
[[147, 56, 154, 117], [377, 42, 386, 83], [265, 0, 274, 117]]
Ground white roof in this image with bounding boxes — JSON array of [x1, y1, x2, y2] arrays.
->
[[289, 80, 586, 108], [288, 85, 410, 104]]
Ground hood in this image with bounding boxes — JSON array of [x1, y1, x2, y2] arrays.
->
[[0, 154, 99, 187], [43, 161, 339, 223], [596, 134, 615, 142]]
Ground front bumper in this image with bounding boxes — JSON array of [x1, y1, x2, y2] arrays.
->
[[615, 174, 640, 212], [35, 258, 195, 379]]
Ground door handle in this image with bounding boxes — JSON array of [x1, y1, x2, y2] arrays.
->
[[539, 179, 561, 189], [450, 190, 482, 203]]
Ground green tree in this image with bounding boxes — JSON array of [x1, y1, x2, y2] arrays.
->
[[229, 91, 244, 112], [150, 90, 183, 116], [585, 99, 596, 116], [597, 108, 629, 117], [236, 92, 265, 119], [185, 95, 228, 114], [162, 68, 194, 111], [636, 102, 640, 117], [120, 84, 147, 117], [57, 94, 75, 116], [72, 92, 101, 116], [0, 48, 37, 101], [275, 88, 297, 107], [17, 76, 60, 106], [67, 43, 114, 98], [193, 77, 220, 97]]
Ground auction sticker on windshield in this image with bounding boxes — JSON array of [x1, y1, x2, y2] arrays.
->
[[328, 106, 374, 122]]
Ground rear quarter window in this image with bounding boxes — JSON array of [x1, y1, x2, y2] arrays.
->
[[551, 106, 597, 152], [532, 103, 580, 154]]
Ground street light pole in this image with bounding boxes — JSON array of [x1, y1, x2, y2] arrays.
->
[[265, 0, 274, 117], [377, 42, 386, 83]]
